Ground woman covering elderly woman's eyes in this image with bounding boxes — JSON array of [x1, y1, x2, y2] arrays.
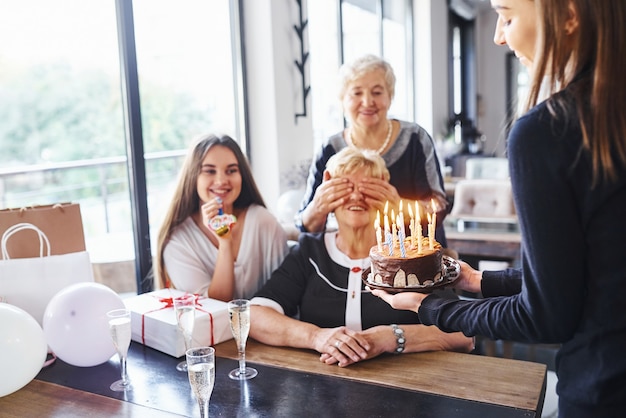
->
[[296, 54, 449, 249]]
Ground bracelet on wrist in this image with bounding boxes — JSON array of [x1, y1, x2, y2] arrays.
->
[[390, 324, 405, 354]]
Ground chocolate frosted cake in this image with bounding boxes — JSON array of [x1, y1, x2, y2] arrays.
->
[[369, 237, 443, 287]]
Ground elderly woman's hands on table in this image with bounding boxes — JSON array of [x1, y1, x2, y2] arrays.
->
[[313, 326, 370, 367], [319, 325, 396, 367]]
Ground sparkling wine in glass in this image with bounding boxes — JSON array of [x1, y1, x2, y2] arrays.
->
[[175, 294, 196, 372], [107, 308, 132, 392], [186, 346, 215, 418], [227, 299, 257, 380]]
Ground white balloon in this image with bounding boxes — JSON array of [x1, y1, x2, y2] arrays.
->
[[0, 304, 47, 397], [43, 282, 124, 367], [276, 189, 305, 224]]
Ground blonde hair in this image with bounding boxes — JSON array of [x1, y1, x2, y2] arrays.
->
[[325, 147, 390, 181], [337, 54, 396, 101], [527, 0, 626, 184]]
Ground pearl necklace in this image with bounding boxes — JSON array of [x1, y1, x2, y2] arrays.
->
[[348, 120, 393, 155]]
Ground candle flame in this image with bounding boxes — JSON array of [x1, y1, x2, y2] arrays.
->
[[407, 203, 414, 219], [384, 201, 389, 215]]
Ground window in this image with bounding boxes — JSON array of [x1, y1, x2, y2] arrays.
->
[[0, 0, 244, 293], [308, 0, 413, 148], [448, 10, 476, 125], [132, 0, 244, 255], [506, 52, 530, 131]]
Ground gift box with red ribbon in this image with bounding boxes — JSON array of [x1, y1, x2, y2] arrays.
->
[[123, 289, 232, 357]]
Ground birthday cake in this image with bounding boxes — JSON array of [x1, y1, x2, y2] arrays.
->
[[369, 237, 443, 287]]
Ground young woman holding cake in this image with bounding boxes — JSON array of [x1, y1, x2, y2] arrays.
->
[[156, 134, 289, 301], [295, 54, 449, 247], [373, 1, 626, 415], [249, 147, 473, 367]]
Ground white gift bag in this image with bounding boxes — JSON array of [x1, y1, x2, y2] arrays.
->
[[0, 223, 94, 326]]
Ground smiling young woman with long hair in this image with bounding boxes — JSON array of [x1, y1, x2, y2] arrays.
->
[[156, 134, 288, 301]]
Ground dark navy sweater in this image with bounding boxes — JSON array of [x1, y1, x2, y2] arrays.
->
[[420, 88, 626, 415]]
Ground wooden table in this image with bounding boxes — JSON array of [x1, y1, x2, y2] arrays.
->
[[217, 340, 546, 412], [1, 340, 547, 417], [0, 380, 183, 418]]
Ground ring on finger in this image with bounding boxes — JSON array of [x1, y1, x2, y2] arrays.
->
[[335, 340, 341, 348]]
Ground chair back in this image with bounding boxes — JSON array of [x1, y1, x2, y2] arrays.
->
[[450, 179, 516, 222], [465, 158, 509, 180]]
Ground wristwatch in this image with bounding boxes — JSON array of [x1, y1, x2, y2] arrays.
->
[[390, 324, 405, 354]]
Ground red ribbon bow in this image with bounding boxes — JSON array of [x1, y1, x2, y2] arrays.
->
[[140, 292, 215, 347]]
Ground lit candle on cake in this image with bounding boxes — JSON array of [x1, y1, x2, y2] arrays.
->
[[416, 201, 423, 254], [427, 213, 434, 250], [391, 209, 397, 253], [375, 211, 383, 252], [407, 203, 415, 247], [384, 202, 393, 256], [384, 201, 389, 229], [431, 199, 437, 232], [396, 214, 406, 257]]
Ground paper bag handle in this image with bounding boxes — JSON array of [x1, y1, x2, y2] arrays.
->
[[1, 222, 51, 260]]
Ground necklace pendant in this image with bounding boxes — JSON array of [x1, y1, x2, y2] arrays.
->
[[348, 119, 393, 155]]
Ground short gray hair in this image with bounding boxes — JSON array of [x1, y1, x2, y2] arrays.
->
[[337, 54, 396, 100]]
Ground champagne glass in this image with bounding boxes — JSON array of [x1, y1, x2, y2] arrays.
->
[[107, 308, 132, 392], [227, 299, 257, 380], [186, 346, 215, 418], [175, 294, 196, 372]]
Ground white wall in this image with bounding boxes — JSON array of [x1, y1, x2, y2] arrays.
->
[[413, 0, 450, 141], [475, 7, 509, 157], [242, 0, 315, 215]]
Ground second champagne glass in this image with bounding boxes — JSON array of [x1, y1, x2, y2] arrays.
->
[[186, 346, 215, 418], [107, 308, 132, 392], [174, 294, 196, 372], [227, 299, 257, 380]]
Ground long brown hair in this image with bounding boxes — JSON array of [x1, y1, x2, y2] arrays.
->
[[155, 134, 266, 289], [526, 0, 626, 184]]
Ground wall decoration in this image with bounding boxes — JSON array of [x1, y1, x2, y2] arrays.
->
[[293, 0, 310, 123]]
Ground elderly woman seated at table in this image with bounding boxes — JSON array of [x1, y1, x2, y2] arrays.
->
[[250, 147, 473, 367]]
